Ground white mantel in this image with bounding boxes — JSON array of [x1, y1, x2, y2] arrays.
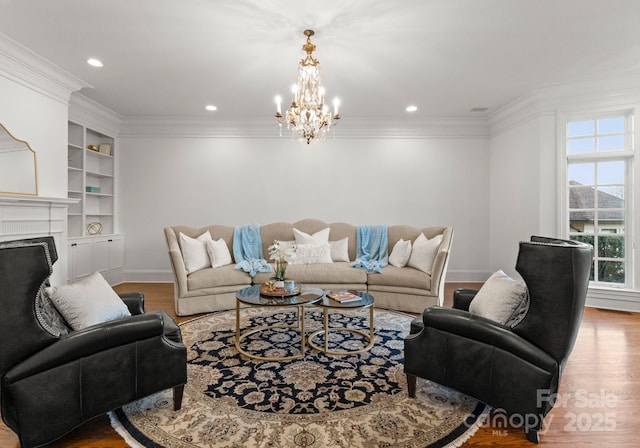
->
[[0, 194, 77, 285]]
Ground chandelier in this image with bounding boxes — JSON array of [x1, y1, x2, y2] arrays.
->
[[275, 29, 340, 144]]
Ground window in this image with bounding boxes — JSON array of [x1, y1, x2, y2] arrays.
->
[[565, 113, 633, 287]]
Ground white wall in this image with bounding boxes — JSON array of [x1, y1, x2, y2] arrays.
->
[[119, 135, 491, 281], [488, 114, 560, 277], [0, 52, 82, 285], [0, 76, 68, 198]]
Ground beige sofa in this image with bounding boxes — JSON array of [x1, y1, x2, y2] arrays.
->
[[164, 219, 453, 316]]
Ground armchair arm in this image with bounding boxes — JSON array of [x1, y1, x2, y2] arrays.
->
[[119, 292, 145, 315], [5, 313, 165, 384], [413, 306, 556, 371], [452, 288, 478, 311]]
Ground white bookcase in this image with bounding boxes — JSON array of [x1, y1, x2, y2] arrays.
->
[[67, 121, 116, 237], [67, 121, 123, 285]]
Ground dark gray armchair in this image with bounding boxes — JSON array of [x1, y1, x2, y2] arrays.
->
[[404, 236, 593, 443], [0, 237, 187, 448]]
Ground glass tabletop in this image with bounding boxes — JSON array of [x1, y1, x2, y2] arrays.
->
[[319, 290, 374, 308], [236, 285, 324, 307]]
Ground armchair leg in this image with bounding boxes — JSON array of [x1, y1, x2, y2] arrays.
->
[[525, 427, 539, 444], [406, 374, 417, 398], [173, 384, 185, 411]]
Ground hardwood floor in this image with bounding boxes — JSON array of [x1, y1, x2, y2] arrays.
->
[[2, 282, 638, 447]]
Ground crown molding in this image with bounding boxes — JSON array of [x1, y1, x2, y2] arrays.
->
[[119, 115, 489, 140], [0, 32, 90, 105], [489, 74, 640, 136], [69, 93, 122, 136]]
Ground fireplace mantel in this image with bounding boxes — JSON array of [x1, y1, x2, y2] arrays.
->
[[0, 194, 78, 284]]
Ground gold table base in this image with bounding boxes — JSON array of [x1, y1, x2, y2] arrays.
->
[[308, 305, 374, 355], [235, 300, 308, 361]]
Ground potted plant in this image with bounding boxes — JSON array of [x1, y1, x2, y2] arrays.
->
[[267, 241, 297, 284]]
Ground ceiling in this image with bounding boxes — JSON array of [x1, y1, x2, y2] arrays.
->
[[2, 0, 640, 121]]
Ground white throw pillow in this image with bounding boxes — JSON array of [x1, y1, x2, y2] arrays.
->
[[293, 227, 330, 245], [389, 239, 412, 268], [206, 238, 232, 268], [469, 270, 529, 326], [290, 243, 333, 264], [46, 272, 131, 331], [407, 233, 443, 274], [275, 240, 296, 253], [180, 231, 212, 273], [330, 237, 350, 262]]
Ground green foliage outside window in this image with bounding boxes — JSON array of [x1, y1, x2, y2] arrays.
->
[[570, 235, 625, 283]]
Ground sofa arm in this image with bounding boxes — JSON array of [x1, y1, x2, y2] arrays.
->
[[453, 288, 478, 311], [5, 313, 165, 384], [164, 227, 188, 298], [429, 227, 454, 306]]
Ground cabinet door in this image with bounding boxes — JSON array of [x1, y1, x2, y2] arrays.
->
[[96, 236, 125, 285], [69, 239, 93, 282], [93, 238, 110, 273], [108, 236, 125, 269]]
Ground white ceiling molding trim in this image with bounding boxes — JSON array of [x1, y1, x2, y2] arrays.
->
[[119, 116, 489, 140], [69, 93, 122, 137], [0, 32, 90, 105], [489, 77, 640, 137]]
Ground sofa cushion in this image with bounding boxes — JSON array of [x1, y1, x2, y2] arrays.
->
[[206, 238, 232, 268], [389, 239, 412, 268], [366, 265, 431, 290], [275, 240, 296, 253], [294, 227, 330, 245], [469, 270, 529, 326], [408, 233, 442, 274], [187, 264, 252, 290], [46, 272, 131, 330], [330, 237, 350, 262], [291, 243, 333, 264], [180, 231, 212, 273], [254, 262, 367, 285]]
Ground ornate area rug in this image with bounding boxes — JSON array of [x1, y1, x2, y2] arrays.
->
[[110, 307, 488, 448]]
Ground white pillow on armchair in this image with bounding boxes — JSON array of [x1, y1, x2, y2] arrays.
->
[[469, 270, 529, 327], [46, 272, 131, 331]]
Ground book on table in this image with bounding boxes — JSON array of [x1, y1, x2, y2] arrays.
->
[[328, 291, 361, 303]]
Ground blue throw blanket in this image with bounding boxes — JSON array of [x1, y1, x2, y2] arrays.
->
[[352, 225, 389, 274], [233, 224, 272, 277]]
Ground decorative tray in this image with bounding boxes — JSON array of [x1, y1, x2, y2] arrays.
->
[[259, 282, 301, 297]]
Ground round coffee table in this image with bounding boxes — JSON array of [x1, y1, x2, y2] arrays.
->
[[308, 290, 375, 355], [235, 285, 324, 361]]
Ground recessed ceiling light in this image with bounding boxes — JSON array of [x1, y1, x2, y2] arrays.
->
[[406, 105, 418, 112], [87, 58, 103, 67], [205, 105, 218, 111]]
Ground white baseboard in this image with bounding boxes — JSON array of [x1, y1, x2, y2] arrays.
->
[[124, 270, 174, 283], [586, 287, 640, 313], [122, 270, 639, 313], [446, 270, 491, 282]]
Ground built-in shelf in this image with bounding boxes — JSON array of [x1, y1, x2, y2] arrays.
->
[[66, 119, 123, 286], [67, 121, 116, 238], [86, 170, 113, 178]]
